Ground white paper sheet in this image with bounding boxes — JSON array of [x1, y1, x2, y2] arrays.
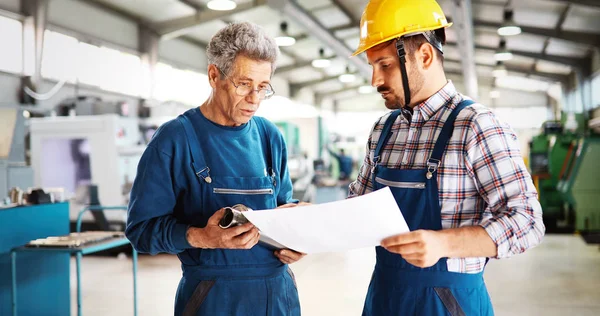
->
[[243, 187, 409, 254]]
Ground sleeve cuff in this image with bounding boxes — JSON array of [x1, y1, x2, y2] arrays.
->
[[172, 222, 193, 251], [481, 221, 511, 259]]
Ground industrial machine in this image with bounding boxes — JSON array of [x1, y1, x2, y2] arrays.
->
[[529, 121, 577, 232], [275, 121, 316, 203], [556, 109, 600, 240], [29, 114, 145, 229], [531, 108, 600, 241], [0, 105, 34, 203]]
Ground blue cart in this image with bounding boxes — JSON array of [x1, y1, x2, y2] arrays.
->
[[11, 206, 138, 316]]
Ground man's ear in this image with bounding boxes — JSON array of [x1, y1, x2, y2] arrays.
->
[[208, 64, 219, 89], [418, 43, 435, 70]]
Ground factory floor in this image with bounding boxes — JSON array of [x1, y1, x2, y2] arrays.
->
[[70, 187, 600, 316]]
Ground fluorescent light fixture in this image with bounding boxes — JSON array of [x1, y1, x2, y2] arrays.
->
[[495, 39, 513, 61], [358, 85, 374, 94], [207, 0, 237, 11], [494, 51, 513, 61], [497, 9, 521, 37], [498, 25, 521, 36], [312, 59, 331, 68], [493, 62, 507, 77], [490, 90, 501, 99], [338, 73, 356, 83], [275, 36, 295, 47]]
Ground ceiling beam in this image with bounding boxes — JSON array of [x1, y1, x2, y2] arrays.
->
[[529, 4, 571, 79], [316, 83, 363, 98], [154, 0, 267, 39], [81, 0, 210, 53], [276, 60, 314, 74], [290, 72, 356, 90], [445, 41, 586, 69], [541, 0, 600, 8], [473, 0, 600, 8], [178, 0, 203, 11], [268, 0, 371, 79], [329, 0, 360, 27], [474, 19, 600, 48], [81, 0, 147, 25], [329, 23, 354, 34], [445, 58, 569, 83]]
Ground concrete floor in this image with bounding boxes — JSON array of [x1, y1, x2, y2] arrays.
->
[[70, 235, 600, 316], [68, 187, 600, 315]]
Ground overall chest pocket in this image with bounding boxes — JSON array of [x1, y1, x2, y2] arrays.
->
[[195, 175, 279, 266]]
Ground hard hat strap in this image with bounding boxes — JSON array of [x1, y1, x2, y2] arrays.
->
[[396, 38, 411, 107]]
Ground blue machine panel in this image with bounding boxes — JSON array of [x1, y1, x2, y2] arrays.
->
[[0, 203, 70, 316]]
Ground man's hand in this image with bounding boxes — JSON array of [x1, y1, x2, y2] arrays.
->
[[275, 249, 306, 264], [381, 230, 447, 268], [186, 208, 260, 249]]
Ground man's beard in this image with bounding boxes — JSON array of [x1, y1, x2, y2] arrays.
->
[[379, 66, 424, 109]]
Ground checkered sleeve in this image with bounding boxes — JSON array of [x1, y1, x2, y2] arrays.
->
[[464, 111, 545, 259], [348, 124, 377, 198]]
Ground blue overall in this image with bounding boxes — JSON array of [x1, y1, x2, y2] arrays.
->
[[362, 100, 494, 316], [173, 115, 300, 316]]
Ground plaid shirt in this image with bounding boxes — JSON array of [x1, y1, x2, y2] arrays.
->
[[349, 82, 545, 273]]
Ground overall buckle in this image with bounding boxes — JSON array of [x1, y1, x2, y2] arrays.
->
[[426, 158, 440, 179]]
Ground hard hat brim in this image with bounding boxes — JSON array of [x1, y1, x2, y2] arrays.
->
[[351, 22, 453, 57]]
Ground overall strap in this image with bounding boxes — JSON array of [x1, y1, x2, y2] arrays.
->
[[427, 99, 475, 174], [177, 114, 212, 183], [372, 110, 402, 185], [255, 117, 276, 186]]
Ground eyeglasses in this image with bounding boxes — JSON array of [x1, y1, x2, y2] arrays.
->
[[218, 68, 275, 100]]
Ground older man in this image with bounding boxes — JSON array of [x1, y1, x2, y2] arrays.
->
[[126, 22, 303, 315]]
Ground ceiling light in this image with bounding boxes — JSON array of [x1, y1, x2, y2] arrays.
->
[[494, 51, 513, 61], [312, 59, 331, 68], [312, 48, 331, 68], [275, 21, 295, 47], [492, 61, 507, 77], [358, 85, 374, 94], [498, 26, 521, 37], [207, 0, 237, 11], [339, 74, 356, 83], [497, 9, 521, 36], [495, 39, 513, 61], [490, 90, 501, 99], [275, 36, 295, 47]]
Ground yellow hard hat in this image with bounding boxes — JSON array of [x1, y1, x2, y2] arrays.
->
[[352, 0, 453, 56]]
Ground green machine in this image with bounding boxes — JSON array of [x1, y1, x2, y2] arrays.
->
[[275, 121, 301, 155], [558, 137, 600, 234], [529, 121, 577, 232], [554, 108, 600, 240]]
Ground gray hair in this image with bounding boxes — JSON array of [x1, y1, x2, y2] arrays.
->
[[207, 21, 279, 77]]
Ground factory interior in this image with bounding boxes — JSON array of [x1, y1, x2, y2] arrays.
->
[[1, 0, 599, 315]]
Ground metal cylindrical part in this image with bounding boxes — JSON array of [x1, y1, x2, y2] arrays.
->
[[218, 204, 252, 229]]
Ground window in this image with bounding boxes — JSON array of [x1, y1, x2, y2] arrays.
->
[[154, 62, 210, 106], [95, 46, 142, 96], [492, 107, 549, 130], [593, 73, 600, 108], [42, 30, 144, 96], [0, 16, 23, 74], [41, 30, 79, 82]]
